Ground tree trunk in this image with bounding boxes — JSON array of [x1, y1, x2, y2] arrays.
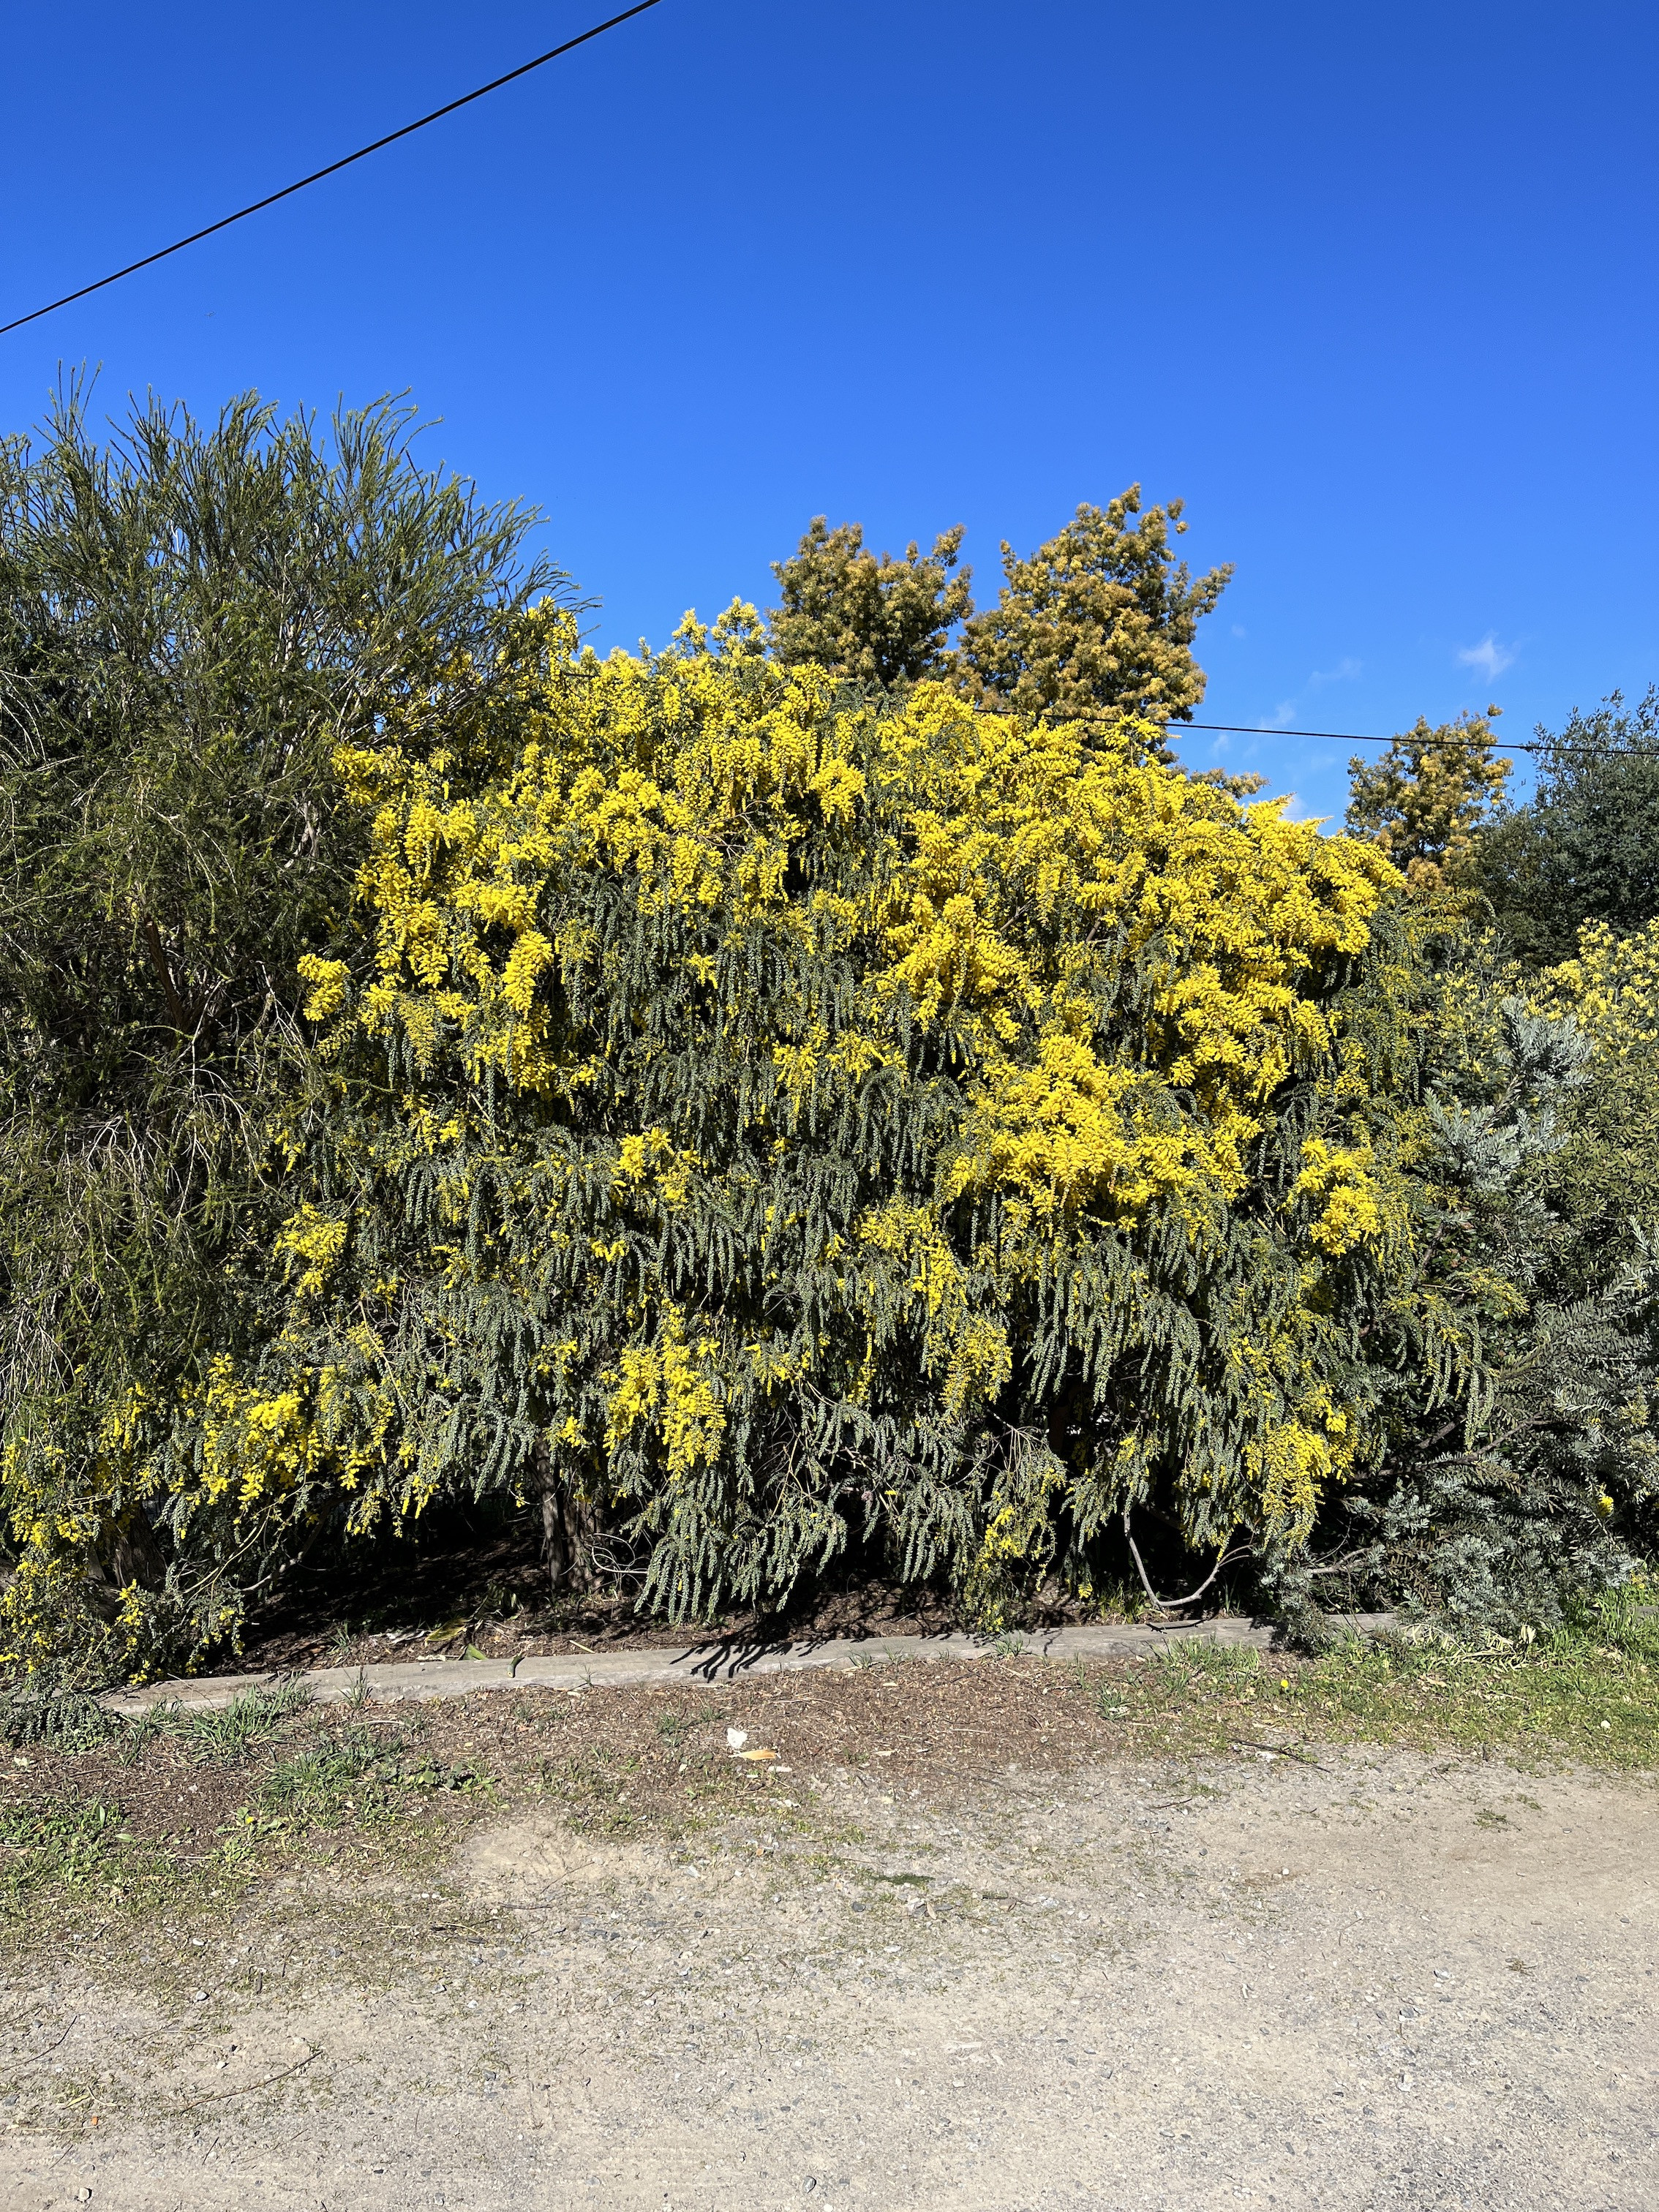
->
[[535, 1445, 598, 1596], [83, 1508, 170, 1621], [106, 1509, 169, 1592]]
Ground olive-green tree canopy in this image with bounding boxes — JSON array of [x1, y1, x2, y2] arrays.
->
[[767, 517, 972, 688], [954, 489, 1231, 725], [0, 388, 563, 1649], [1473, 690, 1659, 964], [1344, 712, 1511, 894]]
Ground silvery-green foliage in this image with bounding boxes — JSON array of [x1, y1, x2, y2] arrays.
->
[[1276, 969, 1659, 1635]]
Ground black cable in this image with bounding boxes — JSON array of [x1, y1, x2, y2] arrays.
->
[[0, 1, 668, 339], [1178, 718, 1659, 760]]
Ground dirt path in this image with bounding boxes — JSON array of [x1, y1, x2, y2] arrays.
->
[[4, 1737, 1653, 2211]]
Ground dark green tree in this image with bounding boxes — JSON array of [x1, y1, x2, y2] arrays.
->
[[1475, 689, 1659, 964], [1274, 966, 1659, 1633], [767, 518, 971, 687]]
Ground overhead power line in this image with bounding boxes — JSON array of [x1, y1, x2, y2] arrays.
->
[[1179, 718, 1659, 760], [0, 1, 668, 339]]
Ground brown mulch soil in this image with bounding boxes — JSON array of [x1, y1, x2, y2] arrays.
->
[[1, 1657, 1175, 1867]]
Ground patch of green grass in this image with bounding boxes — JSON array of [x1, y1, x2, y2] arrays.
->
[[537, 1747, 654, 1836], [256, 1731, 390, 1824], [1088, 1592, 1659, 1769], [0, 1794, 216, 1946], [115, 1702, 178, 1763], [0, 1797, 124, 1902], [0, 1698, 498, 1978], [255, 1726, 481, 1829], [647, 1697, 727, 1746], [535, 1740, 778, 1838], [176, 1680, 315, 1764]]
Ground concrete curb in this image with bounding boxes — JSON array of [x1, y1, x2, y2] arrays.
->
[[101, 1612, 1400, 1716]]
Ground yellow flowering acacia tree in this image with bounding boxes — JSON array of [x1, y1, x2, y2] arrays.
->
[[1344, 712, 1510, 894], [1536, 917, 1659, 1276], [19, 601, 1439, 1670]]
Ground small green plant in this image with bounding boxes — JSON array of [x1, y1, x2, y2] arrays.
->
[[116, 1700, 180, 1764], [0, 1797, 122, 1902], [256, 1726, 478, 1827], [476, 1579, 524, 1621], [0, 1680, 112, 1752], [177, 1681, 314, 1764], [259, 1728, 389, 1822]]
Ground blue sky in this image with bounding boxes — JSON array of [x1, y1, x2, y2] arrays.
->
[[3, 1, 1655, 822]]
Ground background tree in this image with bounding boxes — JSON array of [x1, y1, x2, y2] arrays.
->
[[0, 387, 560, 1666], [1344, 711, 1510, 892], [951, 488, 1231, 729], [767, 518, 971, 687], [1278, 970, 1659, 1634], [1473, 689, 1659, 964], [1535, 915, 1659, 1282]]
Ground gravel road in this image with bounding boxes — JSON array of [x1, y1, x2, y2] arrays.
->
[[4, 1744, 1653, 2211]]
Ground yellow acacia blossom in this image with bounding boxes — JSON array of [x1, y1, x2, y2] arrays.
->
[[1292, 1138, 1385, 1255], [274, 1204, 350, 1298], [1539, 917, 1659, 1055], [604, 1306, 727, 1480]]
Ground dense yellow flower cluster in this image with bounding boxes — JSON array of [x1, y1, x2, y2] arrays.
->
[[604, 1305, 728, 1479], [1539, 917, 1659, 1054], [324, 630, 1395, 1244]]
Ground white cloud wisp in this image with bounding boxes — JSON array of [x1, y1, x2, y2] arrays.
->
[[1456, 633, 1516, 682]]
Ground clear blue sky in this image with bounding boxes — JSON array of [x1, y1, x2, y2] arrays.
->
[[3, 1, 1655, 821]]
